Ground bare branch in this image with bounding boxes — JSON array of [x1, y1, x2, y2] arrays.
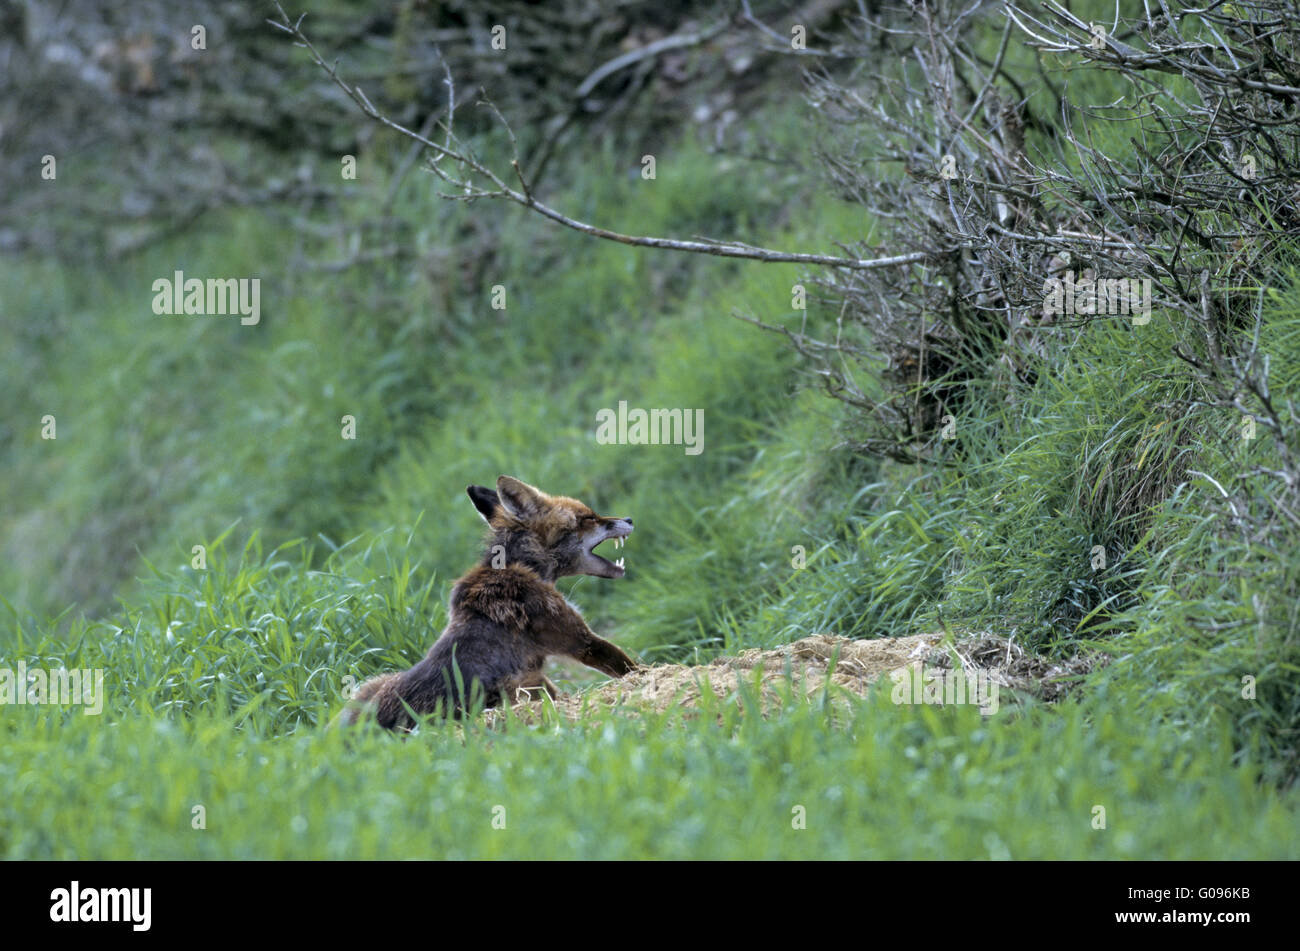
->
[[270, 3, 932, 273]]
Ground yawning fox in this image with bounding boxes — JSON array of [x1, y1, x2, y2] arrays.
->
[[334, 476, 640, 731]]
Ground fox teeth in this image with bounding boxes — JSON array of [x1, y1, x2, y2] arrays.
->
[[615, 557, 625, 569]]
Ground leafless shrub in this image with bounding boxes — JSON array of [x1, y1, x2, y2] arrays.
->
[[760, 0, 1300, 468]]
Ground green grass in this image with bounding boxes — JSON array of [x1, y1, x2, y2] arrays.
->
[[3, 659, 1296, 860], [5, 465, 1297, 858]]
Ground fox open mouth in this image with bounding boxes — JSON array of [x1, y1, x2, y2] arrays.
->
[[584, 524, 632, 578]]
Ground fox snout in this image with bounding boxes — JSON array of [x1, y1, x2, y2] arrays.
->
[[581, 516, 633, 578]]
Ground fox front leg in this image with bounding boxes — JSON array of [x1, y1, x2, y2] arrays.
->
[[534, 599, 640, 678], [573, 633, 639, 678]]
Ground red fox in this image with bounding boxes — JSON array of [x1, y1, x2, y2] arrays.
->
[[334, 476, 640, 731]]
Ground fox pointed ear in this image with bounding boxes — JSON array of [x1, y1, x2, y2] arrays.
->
[[496, 476, 543, 519], [467, 485, 500, 523]]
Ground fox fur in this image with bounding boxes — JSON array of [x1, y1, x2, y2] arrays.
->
[[334, 476, 639, 731]]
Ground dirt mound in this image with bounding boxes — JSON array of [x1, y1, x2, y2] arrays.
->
[[491, 632, 1099, 723], [924, 633, 1104, 703]]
